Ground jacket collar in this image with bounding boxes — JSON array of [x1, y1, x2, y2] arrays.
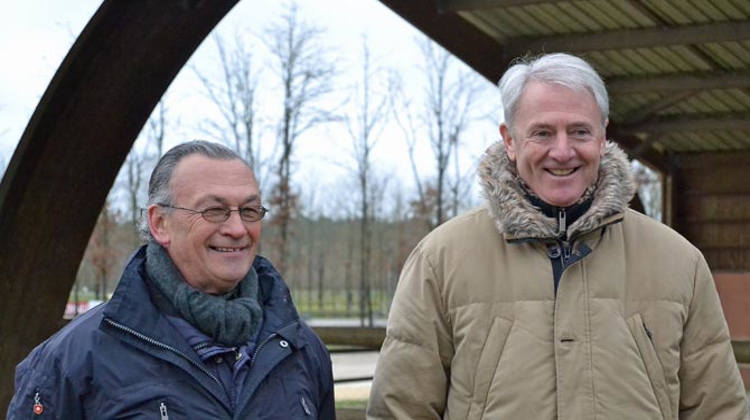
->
[[478, 140, 636, 241], [103, 247, 305, 349]]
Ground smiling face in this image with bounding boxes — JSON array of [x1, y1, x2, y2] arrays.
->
[[501, 81, 607, 207], [148, 155, 261, 294]]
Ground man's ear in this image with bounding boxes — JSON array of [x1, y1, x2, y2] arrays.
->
[[500, 123, 516, 162], [148, 205, 170, 246], [601, 118, 609, 157]]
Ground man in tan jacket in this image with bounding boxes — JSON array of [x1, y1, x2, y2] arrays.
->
[[367, 53, 748, 419]]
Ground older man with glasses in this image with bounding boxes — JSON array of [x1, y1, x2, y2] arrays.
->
[[8, 140, 335, 419]]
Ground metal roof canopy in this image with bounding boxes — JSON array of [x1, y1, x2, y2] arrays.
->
[[380, 0, 750, 169], [1, 0, 749, 411]]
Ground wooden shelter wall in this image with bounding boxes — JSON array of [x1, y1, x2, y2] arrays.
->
[[673, 152, 750, 270]]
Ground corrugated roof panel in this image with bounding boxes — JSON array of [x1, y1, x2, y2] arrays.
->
[[683, 131, 718, 152], [710, 131, 749, 150], [610, 93, 661, 118], [659, 133, 698, 152], [675, 0, 718, 23], [701, 42, 750, 69], [690, 91, 739, 113], [668, 46, 715, 71], [585, 51, 627, 77], [713, 130, 749, 149], [709, 90, 750, 112], [717, 0, 748, 18], [631, 48, 674, 73], [732, 0, 750, 15], [591, 47, 712, 74], [689, 0, 735, 21], [710, 132, 740, 151], [500, 7, 560, 36], [588, 50, 646, 76], [525, 4, 588, 34], [644, 1, 700, 25], [558, 2, 622, 31], [605, 0, 660, 27], [725, 89, 750, 109], [651, 47, 687, 74], [550, 3, 607, 32], [459, 12, 506, 42], [660, 97, 700, 115]]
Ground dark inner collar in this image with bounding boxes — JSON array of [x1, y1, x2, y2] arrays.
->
[[526, 192, 594, 236]]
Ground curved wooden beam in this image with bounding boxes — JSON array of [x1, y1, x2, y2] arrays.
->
[[0, 0, 238, 410]]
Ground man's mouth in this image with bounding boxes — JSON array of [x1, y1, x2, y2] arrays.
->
[[212, 246, 246, 253], [547, 168, 577, 176]]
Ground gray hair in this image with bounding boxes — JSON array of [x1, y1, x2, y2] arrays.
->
[[138, 140, 251, 242], [499, 53, 608, 132]]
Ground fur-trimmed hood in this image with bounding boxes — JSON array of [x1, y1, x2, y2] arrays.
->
[[478, 140, 636, 240]]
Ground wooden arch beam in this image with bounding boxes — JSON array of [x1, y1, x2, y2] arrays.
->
[[0, 0, 238, 410]]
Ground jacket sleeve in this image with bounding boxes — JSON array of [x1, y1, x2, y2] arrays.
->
[[314, 334, 336, 420], [367, 245, 453, 420], [678, 253, 748, 419], [7, 344, 86, 420]]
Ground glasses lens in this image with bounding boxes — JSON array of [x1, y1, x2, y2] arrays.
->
[[202, 207, 230, 222], [239, 207, 263, 222]]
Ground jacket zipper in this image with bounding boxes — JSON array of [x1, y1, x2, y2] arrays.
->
[[103, 318, 222, 388], [557, 208, 567, 237], [159, 402, 169, 420]]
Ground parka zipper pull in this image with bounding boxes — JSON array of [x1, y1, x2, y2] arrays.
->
[[562, 241, 572, 262], [557, 208, 567, 237], [160, 402, 169, 420]]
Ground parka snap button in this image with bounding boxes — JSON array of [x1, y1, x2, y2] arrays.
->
[[547, 245, 561, 259], [279, 340, 289, 348]]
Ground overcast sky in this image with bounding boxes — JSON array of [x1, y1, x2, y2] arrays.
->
[[0, 0, 502, 209]]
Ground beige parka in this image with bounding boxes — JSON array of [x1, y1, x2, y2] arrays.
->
[[367, 141, 747, 419]]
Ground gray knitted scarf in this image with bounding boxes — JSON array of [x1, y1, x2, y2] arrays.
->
[[145, 242, 263, 346]]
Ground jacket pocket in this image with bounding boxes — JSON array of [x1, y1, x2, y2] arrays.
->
[[626, 313, 673, 420], [467, 317, 514, 420]]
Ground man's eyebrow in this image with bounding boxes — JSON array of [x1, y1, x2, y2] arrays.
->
[[197, 194, 260, 206], [526, 122, 553, 131]]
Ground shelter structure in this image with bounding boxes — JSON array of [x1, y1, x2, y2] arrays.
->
[[1, 0, 749, 411]]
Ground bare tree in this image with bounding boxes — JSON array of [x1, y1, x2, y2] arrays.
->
[[85, 200, 120, 301], [342, 37, 391, 326], [149, 100, 168, 158], [388, 71, 432, 229], [193, 32, 271, 189], [262, 2, 338, 273], [116, 99, 168, 245], [418, 37, 484, 228], [123, 151, 146, 230]]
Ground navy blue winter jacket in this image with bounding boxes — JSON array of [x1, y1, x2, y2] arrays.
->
[[7, 247, 335, 419]]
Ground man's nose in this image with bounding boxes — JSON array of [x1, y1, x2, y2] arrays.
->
[[220, 211, 247, 236], [549, 134, 575, 161]]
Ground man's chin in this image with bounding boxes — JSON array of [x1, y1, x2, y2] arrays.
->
[[539, 192, 584, 208]]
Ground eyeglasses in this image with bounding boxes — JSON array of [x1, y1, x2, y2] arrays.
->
[[157, 203, 269, 223]]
